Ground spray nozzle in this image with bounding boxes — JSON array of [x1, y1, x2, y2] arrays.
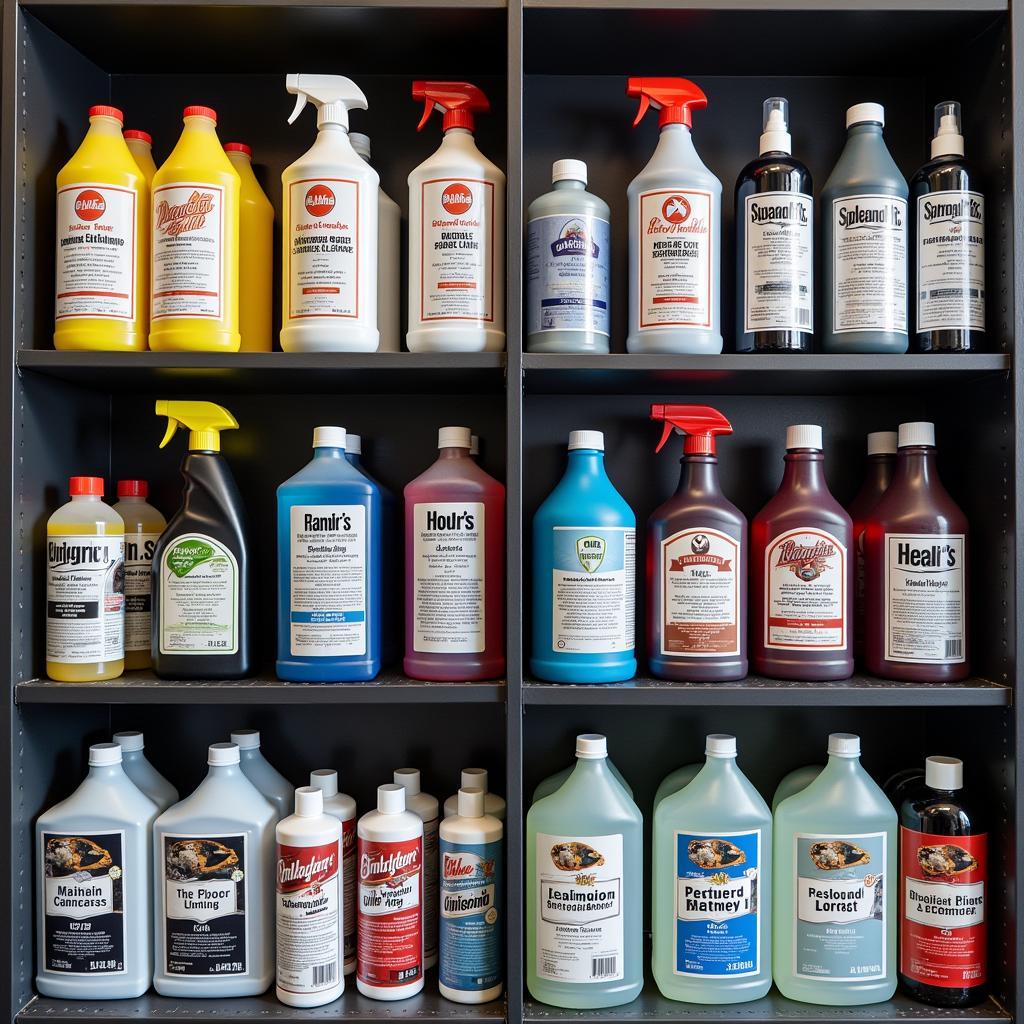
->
[[651, 404, 732, 456], [286, 74, 367, 131], [759, 96, 792, 155], [156, 400, 238, 453], [931, 99, 964, 158], [627, 77, 707, 129], [412, 80, 490, 133]]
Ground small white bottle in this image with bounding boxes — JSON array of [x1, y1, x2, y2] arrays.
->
[[276, 787, 343, 1007], [393, 767, 439, 967], [357, 784, 424, 1001], [112, 731, 179, 812], [232, 729, 293, 820], [443, 768, 506, 820]]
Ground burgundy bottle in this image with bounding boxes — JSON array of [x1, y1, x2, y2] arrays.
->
[[864, 421, 969, 681], [751, 424, 853, 680]]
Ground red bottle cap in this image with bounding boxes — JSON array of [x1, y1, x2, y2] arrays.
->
[[223, 142, 252, 157], [89, 105, 124, 123], [183, 105, 217, 123], [69, 476, 104, 496], [123, 129, 152, 144], [412, 81, 490, 133], [626, 77, 707, 129], [117, 479, 148, 498]]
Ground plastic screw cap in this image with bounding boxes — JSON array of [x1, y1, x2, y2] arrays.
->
[[925, 755, 963, 791], [785, 424, 823, 451], [112, 731, 144, 752], [568, 429, 604, 451], [209, 742, 240, 765], [294, 786, 324, 817], [309, 769, 340, 797], [898, 421, 936, 448], [69, 476, 104, 496], [705, 734, 737, 757], [349, 132, 371, 159], [223, 142, 252, 157], [553, 159, 587, 184], [123, 129, 152, 144], [847, 102, 885, 128], [394, 768, 422, 795], [438, 426, 472, 449], [89, 742, 123, 766], [313, 426, 346, 449], [576, 733, 607, 759], [346, 433, 362, 455], [230, 729, 260, 749], [867, 431, 898, 457], [89, 105, 124, 123], [378, 783, 406, 814], [458, 787, 486, 818], [461, 767, 487, 790], [828, 732, 861, 757], [183, 105, 217, 122], [117, 479, 148, 498]]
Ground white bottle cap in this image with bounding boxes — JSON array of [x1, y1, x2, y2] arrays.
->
[[828, 733, 861, 757], [705, 734, 737, 758], [230, 729, 261, 750], [470, 434, 480, 457], [89, 742, 123, 766], [461, 767, 487, 791], [867, 431, 898, 456], [349, 131, 371, 160], [847, 102, 885, 128], [310, 768, 339, 798], [568, 429, 604, 451], [346, 433, 362, 455], [576, 733, 607, 759], [786, 424, 823, 451], [458, 787, 486, 818], [294, 785, 324, 817], [209, 742, 240, 766], [759, 97, 792, 156], [377, 783, 406, 814], [552, 158, 587, 184], [925, 755, 963, 790], [931, 101, 964, 159], [898, 422, 936, 448], [112, 730, 144, 752], [313, 426, 346, 449], [394, 767, 422, 795], [438, 426, 472, 449]]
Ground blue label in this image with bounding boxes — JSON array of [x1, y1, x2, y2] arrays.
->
[[675, 830, 760, 978]]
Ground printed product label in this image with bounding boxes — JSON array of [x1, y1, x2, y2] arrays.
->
[[661, 527, 740, 657], [42, 831, 126, 975], [884, 534, 965, 664], [357, 834, 423, 988], [46, 534, 125, 664], [152, 184, 225, 320], [124, 531, 160, 653], [675, 830, 761, 978], [638, 188, 713, 329], [916, 191, 984, 333], [158, 534, 238, 656], [287, 178, 362, 321], [765, 529, 847, 650], [413, 502, 485, 654], [276, 840, 341, 996], [342, 818, 356, 970], [163, 833, 247, 976], [440, 838, 503, 993], [743, 192, 813, 333], [831, 194, 908, 335], [55, 184, 137, 321], [420, 178, 494, 322], [423, 817, 439, 962], [526, 213, 610, 336], [551, 527, 635, 654], [289, 505, 366, 657], [794, 831, 887, 981], [900, 827, 986, 989], [536, 832, 624, 984]]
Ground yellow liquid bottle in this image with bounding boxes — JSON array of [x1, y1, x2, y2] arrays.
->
[[150, 105, 240, 352], [125, 129, 156, 343], [225, 143, 273, 352], [54, 105, 147, 351]]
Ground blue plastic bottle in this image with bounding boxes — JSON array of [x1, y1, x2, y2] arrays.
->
[[531, 430, 636, 683], [277, 426, 382, 681]]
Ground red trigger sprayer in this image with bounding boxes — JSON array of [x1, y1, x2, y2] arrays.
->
[[627, 77, 708, 129], [412, 81, 490, 132], [651, 403, 732, 454]]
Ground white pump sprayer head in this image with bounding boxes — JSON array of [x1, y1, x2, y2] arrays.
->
[[286, 74, 367, 131], [759, 97, 791, 156], [931, 100, 964, 159]]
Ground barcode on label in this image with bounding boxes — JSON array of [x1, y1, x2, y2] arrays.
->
[[313, 962, 337, 987], [794, 307, 811, 327], [591, 955, 617, 978], [945, 638, 963, 659]]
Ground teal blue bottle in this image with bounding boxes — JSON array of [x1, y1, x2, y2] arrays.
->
[[531, 430, 636, 682], [276, 426, 382, 682]]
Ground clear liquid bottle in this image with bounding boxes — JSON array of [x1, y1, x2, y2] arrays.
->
[[112, 730, 178, 812], [533, 757, 633, 804], [771, 765, 821, 813], [653, 763, 702, 808], [232, 729, 294, 821]]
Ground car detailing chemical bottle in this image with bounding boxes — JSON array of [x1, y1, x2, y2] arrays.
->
[[124, 129, 157, 184], [149, 106, 240, 352], [357, 784, 424, 1001], [735, 97, 813, 352], [865, 422, 969, 681], [773, 733, 897, 1005], [444, 768, 506, 820], [653, 763, 702, 808], [771, 765, 822, 812], [647, 405, 745, 681], [439, 787, 503, 1004], [653, 735, 771, 1003], [531, 430, 636, 683], [277, 426, 381, 682], [154, 742, 275, 996], [113, 731, 178, 811], [282, 75, 378, 352], [124, 129, 155, 338], [113, 479, 165, 671], [526, 160, 611, 353], [36, 743, 157, 999], [225, 143, 273, 352], [752, 425, 853, 681], [404, 426, 505, 681], [47, 476, 125, 682], [152, 401, 249, 678], [822, 104, 909, 353], [232, 730, 294, 821], [54, 106, 147, 352], [407, 81, 505, 353], [626, 77, 721, 355], [899, 756, 986, 1007], [276, 786, 343, 1007], [393, 768, 439, 968], [912, 102, 985, 353], [527, 734, 643, 1009], [533, 757, 633, 804]]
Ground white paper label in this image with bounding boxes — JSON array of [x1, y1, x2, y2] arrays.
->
[[124, 531, 160, 653], [904, 878, 984, 930]]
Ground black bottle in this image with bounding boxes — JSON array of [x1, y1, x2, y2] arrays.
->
[[735, 97, 813, 352]]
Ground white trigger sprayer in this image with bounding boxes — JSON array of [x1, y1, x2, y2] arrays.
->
[[286, 74, 368, 129]]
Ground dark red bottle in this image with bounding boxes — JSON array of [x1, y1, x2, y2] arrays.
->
[[864, 422, 969, 681], [751, 425, 853, 680]]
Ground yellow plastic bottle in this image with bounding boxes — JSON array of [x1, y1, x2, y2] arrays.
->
[[54, 105, 147, 351], [225, 142, 274, 352], [149, 105, 240, 352], [124, 129, 157, 184], [124, 129, 156, 342]]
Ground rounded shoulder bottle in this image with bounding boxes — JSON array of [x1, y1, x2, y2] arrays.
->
[[232, 729, 294, 821], [113, 730, 178, 812]]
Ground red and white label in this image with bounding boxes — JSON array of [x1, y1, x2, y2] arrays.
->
[[341, 818, 356, 970], [56, 184, 137, 321], [901, 828, 986, 989]]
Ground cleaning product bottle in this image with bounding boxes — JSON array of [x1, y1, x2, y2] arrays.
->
[[123, 130, 155, 343], [652, 735, 771, 1003], [393, 768, 439, 968], [912, 102, 985, 352], [153, 742, 275, 997], [735, 97, 813, 352], [526, 159, 611, 353], [822, 104, 909, 353], [47, 476, 125, 682], [439, 788, 503, 1004], [625, 78, 721, 355], [653, 763, 702, 807], [113, 730, 178, 811], [407, 81, 505, 353], [149, 106, 240, 352], [225, 143, 273, 352], [282, 75, 378, 353], [531, 430, 636, 683], [773, 733, 897, 1005], [647, 405, 745, 681], [152, 401, 249, 678], [54, 106, 147, 352], [124, 129, 157, 184], [527, 734, 643, 1009], [533, 757, 633, 804], [232, 729, 294, 820], [771, 765, 822, 812], [751, 425, 853, 681], [36, 743, 157, 999], [404, 426, 505, 681], [864, 422, 969, 681], [113, 479, 165, 671], [443, 767, 506, 820]]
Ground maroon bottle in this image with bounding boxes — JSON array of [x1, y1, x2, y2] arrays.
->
[[864, 422, 969, 681], [751, 425, 854, 680]]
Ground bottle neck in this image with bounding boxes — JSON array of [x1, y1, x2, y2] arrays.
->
[[71, 494, 103, 504], [439, 446, 470, 461], [779, 449, 828, 494], [892, 445, 938, 488], [678, 454, 722, 497], [207, 763, 244, 781], [567, 448, 605, 475], [313, 446, 346, 461], [824, 753, 861, 778], [656, 123, 696, 158], [553, 179, 585, 191], [87, 764, 125, 782], [865, 453, 896, 493], [344, 451, 362, 468]]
